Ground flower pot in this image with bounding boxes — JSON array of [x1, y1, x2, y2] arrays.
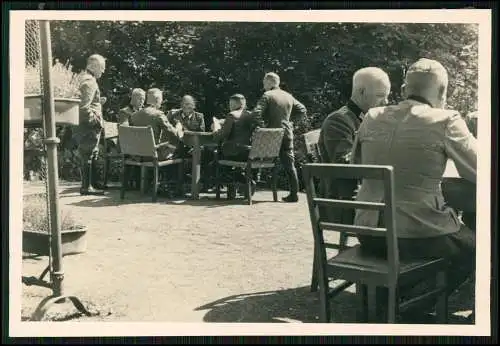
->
[[24, 94, 80, 127], [23, 226, 87, 256]]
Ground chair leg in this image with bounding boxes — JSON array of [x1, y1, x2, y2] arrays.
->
[[387, 286, 399, 323], [177, 161, 184, 197], [152, 164, 159, 203], [339, 232, 349, 250], [140, 166, 147, 194], [215, 163, 221, 200], [246, 164, 252, 206], [310, 246, 319, 292], [435, 270, 449, 324], [103, 157, 110, 187], [120, 163, 127, 200], [356, 284, 369, 323], [271, 165, 278, 202], [318, 276, 331, 323]]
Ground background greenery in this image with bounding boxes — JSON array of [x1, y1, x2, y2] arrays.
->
[[24, 21, 478, 188]]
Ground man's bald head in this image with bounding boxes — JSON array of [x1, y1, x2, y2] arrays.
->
[[86, 54, 106, 79], [351, 67, 391, 112], [146, 88, 163, 108], [404, 58, 449, 108]]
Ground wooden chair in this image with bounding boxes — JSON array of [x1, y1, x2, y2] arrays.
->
[[302, 163, 449, 323], [215, 128, 285, 205], [118, 125, 187, 202], [303, 130, 350, 293], [303, 129, 322, 163], [100, 120, 121, 188]]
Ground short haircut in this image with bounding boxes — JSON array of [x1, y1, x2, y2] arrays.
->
[[146, 88, 163, 105], [131, 88, 146, 98], [264, 72, 280, 87], [405, 58, 448, 98], [230, 94, 246, 101], [87, 54, 106, 67], [352, 67, 390, 93], [182, 95, 196, 104]]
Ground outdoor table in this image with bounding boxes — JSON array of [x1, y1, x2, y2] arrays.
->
[[442, 159, 476, 214], [182, 131, 218, 199]]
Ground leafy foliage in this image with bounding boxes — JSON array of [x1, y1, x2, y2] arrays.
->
[[24, 21, 478, 186]]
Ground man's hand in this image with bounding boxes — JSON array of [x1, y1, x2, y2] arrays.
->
[[211, 117, 222, 132]]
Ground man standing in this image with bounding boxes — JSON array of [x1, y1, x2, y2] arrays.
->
[[318, 67, 391, 222], [351, 58, 477, 319], [251, 72, 307, 202], [75, 54, 107, 196]]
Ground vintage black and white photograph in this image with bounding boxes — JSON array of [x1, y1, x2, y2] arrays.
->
[[9, 9, 492, 337]]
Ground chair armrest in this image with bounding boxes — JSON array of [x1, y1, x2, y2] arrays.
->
[[155, 142, 177, 150]]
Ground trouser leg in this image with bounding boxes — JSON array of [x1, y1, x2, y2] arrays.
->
[[279, 139, 299, 201]]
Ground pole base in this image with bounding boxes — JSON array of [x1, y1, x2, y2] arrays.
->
[[30, 294, 99, 321]]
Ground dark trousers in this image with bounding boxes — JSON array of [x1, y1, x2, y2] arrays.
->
[[76, 128, 102, 188], [358, 223, 475, 312], [279, 137, 299, 196]]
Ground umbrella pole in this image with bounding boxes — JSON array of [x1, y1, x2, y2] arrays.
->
[[30, 20, 95, 321]]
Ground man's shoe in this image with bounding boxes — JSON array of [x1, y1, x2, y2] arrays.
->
[[282, 194, 299, 203], [80, 186, 105, 196]]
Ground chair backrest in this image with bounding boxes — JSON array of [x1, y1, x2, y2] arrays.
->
[[303, 129, 321, 163], [102, 120, 119, 139], [248, 128, 285, 160], [302, 163, 399, 282], [118, 125, 157, 158]]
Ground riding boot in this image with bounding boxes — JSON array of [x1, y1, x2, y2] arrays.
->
[[90, 158, 106, 190], [80, 161, 104, 196]]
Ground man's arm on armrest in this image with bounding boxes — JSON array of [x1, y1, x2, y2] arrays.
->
[[444, 112, 477, 183]]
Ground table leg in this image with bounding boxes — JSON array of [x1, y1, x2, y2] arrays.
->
[[191, 136, 201, 199]]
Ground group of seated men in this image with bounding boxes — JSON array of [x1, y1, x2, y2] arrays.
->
[[318, 58, 477, 320], [112, 73, 307, 201]]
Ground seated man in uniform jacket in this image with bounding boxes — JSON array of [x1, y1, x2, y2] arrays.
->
[[318, 67, 391, 224], [212, 94, 260, 194], [130, 88, 182, 159], [351, 58, 477, 320], [118, 88, 146, 126]]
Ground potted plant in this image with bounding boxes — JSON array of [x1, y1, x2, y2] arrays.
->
[[24, 60, 82, 127], [23, 193, 87, 256]]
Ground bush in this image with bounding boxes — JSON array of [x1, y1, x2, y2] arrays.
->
[[25, 60, 83, 99], [23, 193, 81, 233]]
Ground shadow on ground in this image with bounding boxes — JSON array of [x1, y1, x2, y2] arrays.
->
[[66, 188, 277, 208], [195, 284, 475, 324]]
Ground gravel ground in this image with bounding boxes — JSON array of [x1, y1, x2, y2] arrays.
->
[[21, 181, 474, 323]]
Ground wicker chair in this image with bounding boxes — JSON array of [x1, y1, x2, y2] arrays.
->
[[118, 125, 188, 202], [215, 128, 285, 205]]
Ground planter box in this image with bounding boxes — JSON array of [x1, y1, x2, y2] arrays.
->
[[24, 95, 80, 127], [23, 227, 87, 256]]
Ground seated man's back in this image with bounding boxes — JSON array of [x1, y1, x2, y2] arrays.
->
[[354, 100, 476, 238]]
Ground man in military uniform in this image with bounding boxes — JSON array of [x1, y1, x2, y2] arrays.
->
[[118, 88, 146, 125], [75, 54, 107, 196], [131, 88, 182, 159], [212, 94, 260, 197], [318, 67, 391, 223], [251, 72, 307, 203], [166, 95, 206, 133]]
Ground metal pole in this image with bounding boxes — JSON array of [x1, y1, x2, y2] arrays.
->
[[39, 20, 64, 297]]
